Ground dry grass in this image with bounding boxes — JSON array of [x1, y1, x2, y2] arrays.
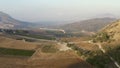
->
[[76, 41, 99, 51], [0, 36, 38, 50], [61, 37, 98, 51], [0, 36, 57, 50], [0, 50, 93, 68], [102, 40, 120, 50], [60, 37, 90, 42], [0, 35, 93, 68]]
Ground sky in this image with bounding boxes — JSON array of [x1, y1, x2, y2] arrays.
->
[[0, 0, 120, 23]]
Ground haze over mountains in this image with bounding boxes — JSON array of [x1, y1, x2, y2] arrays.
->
[[59, 18, 116, 32], [0, 11, 117, 33], [0, 11, 66, 29], [0, 11, 35, 29], [1, 0, 120, 68]]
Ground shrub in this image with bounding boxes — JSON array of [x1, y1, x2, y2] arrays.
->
[[93, 32, 110, 42]]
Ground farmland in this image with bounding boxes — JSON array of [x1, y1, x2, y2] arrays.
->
[[0, 33, 92, 68], [0, 47, 35, 56]]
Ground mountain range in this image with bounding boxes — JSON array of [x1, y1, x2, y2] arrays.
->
[[0, 11, 36, 29], [0, 11, 117, 33], [59, 18, 116, 33]]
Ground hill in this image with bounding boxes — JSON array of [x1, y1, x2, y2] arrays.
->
[[60, 18, 116, 33], [93, 19, 120, 42], [91, 19, 120, 68], [100, 20, 120, 41], [0, 11, 35, 29]]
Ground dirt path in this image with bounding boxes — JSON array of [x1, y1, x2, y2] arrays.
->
[[96, 43, 120, 68]]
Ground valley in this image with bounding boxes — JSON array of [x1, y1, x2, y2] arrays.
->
[[0, 28, 93, 68], [0, 11, 120, 68]]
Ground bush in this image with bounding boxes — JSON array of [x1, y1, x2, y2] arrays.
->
[[86, 51, 111, 68], [107, 46, 120, 63], [93, 32, 110, 42]]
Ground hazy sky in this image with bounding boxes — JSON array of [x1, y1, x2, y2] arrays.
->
[[0, 0, 120, 23]]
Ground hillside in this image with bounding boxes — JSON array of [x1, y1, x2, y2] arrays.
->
[[93, 19, 120, 42], [60, 18, 116, 32], [90, 19, 120, 68], [100, 20, 120, 41], [0, 11, 35, 29]]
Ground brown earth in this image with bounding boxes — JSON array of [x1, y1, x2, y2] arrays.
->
[[0, 36, 38, 50], [61, 37, 99, 51], [0, 35, 93, 68], [0, 49, 93, 68], [0, 51, 93, 68], [0, 35, 57, 50]]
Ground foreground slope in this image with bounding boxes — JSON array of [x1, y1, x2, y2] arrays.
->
[[90, 19, 120, 68], [101, 20, 120, 41]]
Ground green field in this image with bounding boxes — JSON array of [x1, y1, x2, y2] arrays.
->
[[0, 47, 35, 56]]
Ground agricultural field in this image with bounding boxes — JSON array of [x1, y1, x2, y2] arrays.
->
[[0, 35, 92, 68], [0, 52, 92, 68], [0, 47, 35, 56]]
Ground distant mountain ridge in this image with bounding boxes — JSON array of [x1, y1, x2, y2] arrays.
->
[[0, 11, 63, 29], [60, 18, 116, 32], [0, 11, 35, 29], [0, 11, 117, 33]]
